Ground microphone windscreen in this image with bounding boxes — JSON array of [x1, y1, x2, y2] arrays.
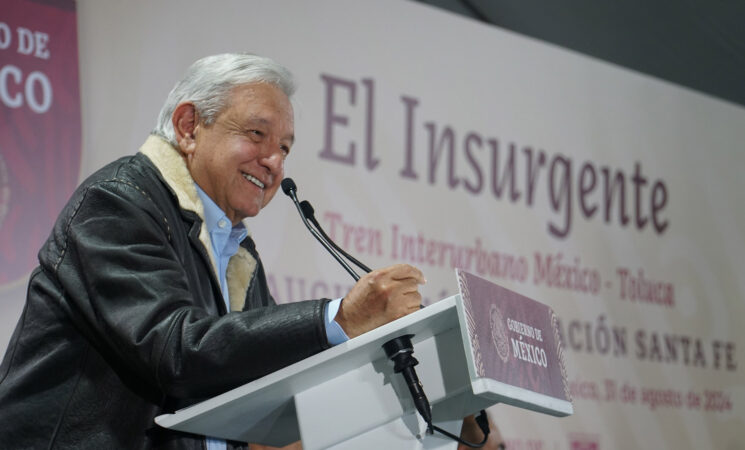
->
[[299, 200, 315, 219], [281, 178, 297, 196]]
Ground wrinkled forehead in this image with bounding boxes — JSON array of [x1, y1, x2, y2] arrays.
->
[[223, 82, 294, 116], [221, 82, 295, 139]]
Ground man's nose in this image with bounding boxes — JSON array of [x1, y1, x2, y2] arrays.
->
[[259, 145, 284, 172]]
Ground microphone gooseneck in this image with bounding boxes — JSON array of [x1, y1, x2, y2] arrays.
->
[[281, 178, 360, 281], [299, 200, 373, 274]]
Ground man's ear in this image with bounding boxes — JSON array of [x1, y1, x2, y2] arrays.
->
[[172, 102, 199, 154]]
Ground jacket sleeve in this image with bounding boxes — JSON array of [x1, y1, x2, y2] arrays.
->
[[48, 178, 330, 399]]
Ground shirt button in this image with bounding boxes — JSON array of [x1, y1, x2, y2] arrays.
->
[[218, 219, 228, 228]]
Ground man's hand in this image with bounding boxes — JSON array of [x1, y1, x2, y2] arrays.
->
[[458, 414, 505, 450], [336, 264, 425, 338]]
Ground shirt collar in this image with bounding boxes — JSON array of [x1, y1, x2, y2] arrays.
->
[[194, 184, 247, 240]]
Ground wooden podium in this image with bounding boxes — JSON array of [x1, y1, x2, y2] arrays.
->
[[156, 272, 573, 449]]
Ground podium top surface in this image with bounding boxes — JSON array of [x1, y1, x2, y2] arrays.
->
[[155, 295, 463, 434]]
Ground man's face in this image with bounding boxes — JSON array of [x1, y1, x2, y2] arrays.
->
[[185, 82, 294, 224]]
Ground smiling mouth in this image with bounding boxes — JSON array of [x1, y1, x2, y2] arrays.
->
[[242, 173, 265, 189]]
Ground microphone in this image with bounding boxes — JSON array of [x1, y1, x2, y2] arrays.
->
[[383, 335, 433, 432], [386, 336, 491, 446], [280, 178, 361, 281]]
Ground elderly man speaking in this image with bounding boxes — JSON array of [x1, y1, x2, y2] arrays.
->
[[0, 54, 426, 449]]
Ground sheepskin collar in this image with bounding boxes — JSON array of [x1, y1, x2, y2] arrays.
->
[[139, 135, 256, 312]]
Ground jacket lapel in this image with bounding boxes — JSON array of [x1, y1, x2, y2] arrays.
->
[[139, 135, 256, 312]]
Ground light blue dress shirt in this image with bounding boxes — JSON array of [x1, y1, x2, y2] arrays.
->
[[195, 185, 347, 450]]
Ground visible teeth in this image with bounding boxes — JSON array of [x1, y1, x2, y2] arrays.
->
[[242, 173, 265, 189]]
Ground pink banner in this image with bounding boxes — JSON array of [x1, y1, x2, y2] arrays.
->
[[0, 0, 80, 284]]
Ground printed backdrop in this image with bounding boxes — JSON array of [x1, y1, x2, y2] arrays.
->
[[1, 1, 743, 449], [0, 0, 80, 284]]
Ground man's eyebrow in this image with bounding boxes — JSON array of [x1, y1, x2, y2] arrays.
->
[[245, 117, 295, 144], [245, 117, 271, 127]]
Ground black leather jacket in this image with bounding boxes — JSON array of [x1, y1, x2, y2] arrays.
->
[[0, 137, 330, 449]]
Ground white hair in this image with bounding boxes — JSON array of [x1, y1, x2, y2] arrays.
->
[[152, 53, 296, 145]]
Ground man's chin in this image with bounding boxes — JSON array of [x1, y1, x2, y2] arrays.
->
[[239, 204, 263, 220]]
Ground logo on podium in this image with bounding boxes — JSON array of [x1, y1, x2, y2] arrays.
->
[[489, 303, 511, 364]]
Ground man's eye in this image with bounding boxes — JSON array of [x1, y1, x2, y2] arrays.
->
[[280, 145, 290, 156], [249, 130, 264, 137]]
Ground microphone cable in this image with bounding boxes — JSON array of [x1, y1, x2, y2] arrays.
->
[[431, 410, 490, 448]]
